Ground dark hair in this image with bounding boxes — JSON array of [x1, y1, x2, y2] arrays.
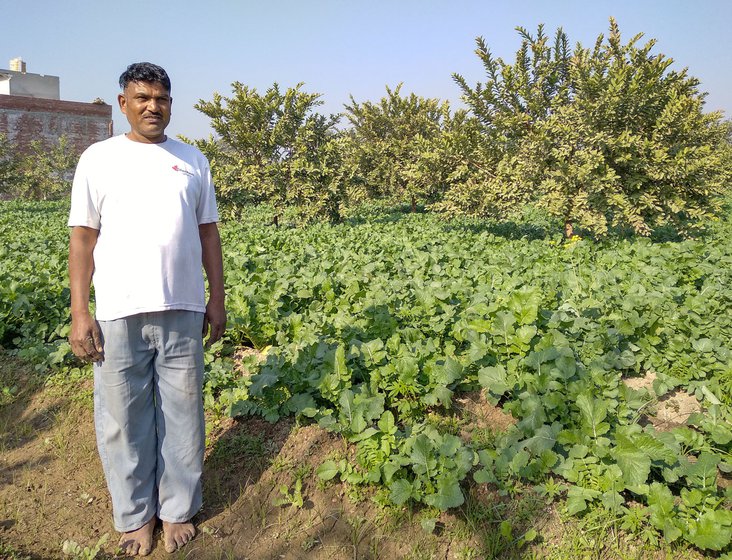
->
[[119, 62, 171, 92]]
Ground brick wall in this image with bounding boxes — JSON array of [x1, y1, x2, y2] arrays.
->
[[0, 95, 113, 155]]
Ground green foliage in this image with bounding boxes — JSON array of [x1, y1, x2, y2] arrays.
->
[[343, 85, 471, 211], [0, 135, 76, 201], [179, 19, 731, 235], [17, 136, 77, 200], [3, 187, 732, 552], [182, 82, 345, 223], [274, 477, 305, 509], [61, 534, 108, 560], [0, 200, 77, 372], [448, 19, 731, 237], [0, 133, 20, 195]]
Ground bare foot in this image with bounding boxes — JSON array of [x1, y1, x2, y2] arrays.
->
[[118, 517, 156, 556], [162, 520, 196, 553]]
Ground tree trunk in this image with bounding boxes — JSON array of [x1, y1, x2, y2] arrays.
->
[[411, 195, 416, 213]]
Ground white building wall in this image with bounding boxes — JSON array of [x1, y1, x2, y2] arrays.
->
[[0, 69, 60, 99]]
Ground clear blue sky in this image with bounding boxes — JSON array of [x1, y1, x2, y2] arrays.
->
[[3, 0, 731, 139]]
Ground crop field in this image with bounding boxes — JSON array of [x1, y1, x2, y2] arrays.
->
[[1, 199, 732, 557]]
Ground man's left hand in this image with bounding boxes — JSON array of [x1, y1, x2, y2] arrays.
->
[[203, 299, 226, 347]]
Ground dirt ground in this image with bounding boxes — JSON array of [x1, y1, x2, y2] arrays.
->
[[0, 355, 535, 560], [0, 355, 711, 560]]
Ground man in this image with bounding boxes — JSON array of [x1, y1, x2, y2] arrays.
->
[[68, 62, 225, 556]]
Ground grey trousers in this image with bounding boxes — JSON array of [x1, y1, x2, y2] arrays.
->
[[93, 310, 205, 532]]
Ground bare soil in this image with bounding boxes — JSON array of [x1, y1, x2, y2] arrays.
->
[[622, 370, 702, 429], [0, 357, 520, 560], [0, 356, 709, 560]]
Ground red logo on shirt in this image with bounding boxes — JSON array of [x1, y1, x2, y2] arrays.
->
[[172, 165, 194, 177]]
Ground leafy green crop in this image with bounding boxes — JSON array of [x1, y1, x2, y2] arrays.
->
[[2, 199, 731, 553]]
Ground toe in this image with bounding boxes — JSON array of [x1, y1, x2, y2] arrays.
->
[[164, 538, 178, 553], [126, 542, 140, 556]]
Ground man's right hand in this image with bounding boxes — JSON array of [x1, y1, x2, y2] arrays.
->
[[69, 226, 101, 362], [70, 312, 104, 362]]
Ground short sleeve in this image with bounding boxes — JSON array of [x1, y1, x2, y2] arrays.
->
[[196, 160, 219, 225], [68, 150, 101, 229]]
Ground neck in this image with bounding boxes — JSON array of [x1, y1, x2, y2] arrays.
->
[[125, 132, 167, 144]]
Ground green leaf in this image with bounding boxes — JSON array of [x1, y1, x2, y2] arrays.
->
[[478, 365, 509, 395], [516, 324, 537, 345], [248, 370, 279, 396], [565, 487, 589, 515], [647, 482, 682, 543], [601, 491, 625, 512], [576, 394, 609, 437], [410, 435, 437, 475], [491, 311, 516, 339], [361, 338, 386, 365], [473, 468, 496, 484], [285, 392, 317, 416], [692, 338, 715, 353], [378, 410, 396, 434], [424, 385, 453, 407], [522, 528, 538, 544], [510, 449, 531, 474], [389, 479, 413, 505], [420, 517, 438, 533], [424, 473, 464, 510], [348, 427, 379, 443], [522, 424, 559, 454], [440, 356, 463, 384], [316, 460, 340, 481], [438, 434, 463, 457], [683, 452, 720, 489], [612, 447, 651, 488], [382, 460, 400, 483], [710, 424, 732, 445], [688, 512, 732, 551], [333, 344, 348, 375]]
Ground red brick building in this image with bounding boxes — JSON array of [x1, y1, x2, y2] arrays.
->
[[0, 61, 112, 155], [0, 95, 113, 154]]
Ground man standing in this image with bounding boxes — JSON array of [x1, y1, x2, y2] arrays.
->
[[68, 62, 225, 556]]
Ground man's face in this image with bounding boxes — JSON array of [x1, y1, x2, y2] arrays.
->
[[118, 80, 172, 143]]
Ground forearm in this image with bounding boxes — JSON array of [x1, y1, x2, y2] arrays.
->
[[199, 222, 226, 345], [199, 222, 225, 303], [68, 226, 103, 360], [69, 226, 98, 317]]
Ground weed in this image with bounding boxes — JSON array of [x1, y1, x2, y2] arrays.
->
[[293, 463, 312, 480], [274, 477, 304, 508], [402, 538, 438, 560], [470, 426, 499, 448], [425, 411, 461, 435], [301, 534, 319, 552], [0, 384, 19, 406], [347, 515, 371, 550], [208, 431, 267, 467], [270, 454, 293, 473], [345, 482, 369, 504], [0, 540, 32, 560], [455, 545, 479, 560], [61, 533, 109, 560]]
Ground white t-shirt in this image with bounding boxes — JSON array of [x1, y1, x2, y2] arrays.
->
[[68, 134, 219, 321]]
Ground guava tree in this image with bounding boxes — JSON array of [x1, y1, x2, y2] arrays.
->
[[0, 134, 18, 196], [183, 82, 343, 222], [449, 19, 731, 236], [0, 135, 76, 200], [343, 85, 458, 211]]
